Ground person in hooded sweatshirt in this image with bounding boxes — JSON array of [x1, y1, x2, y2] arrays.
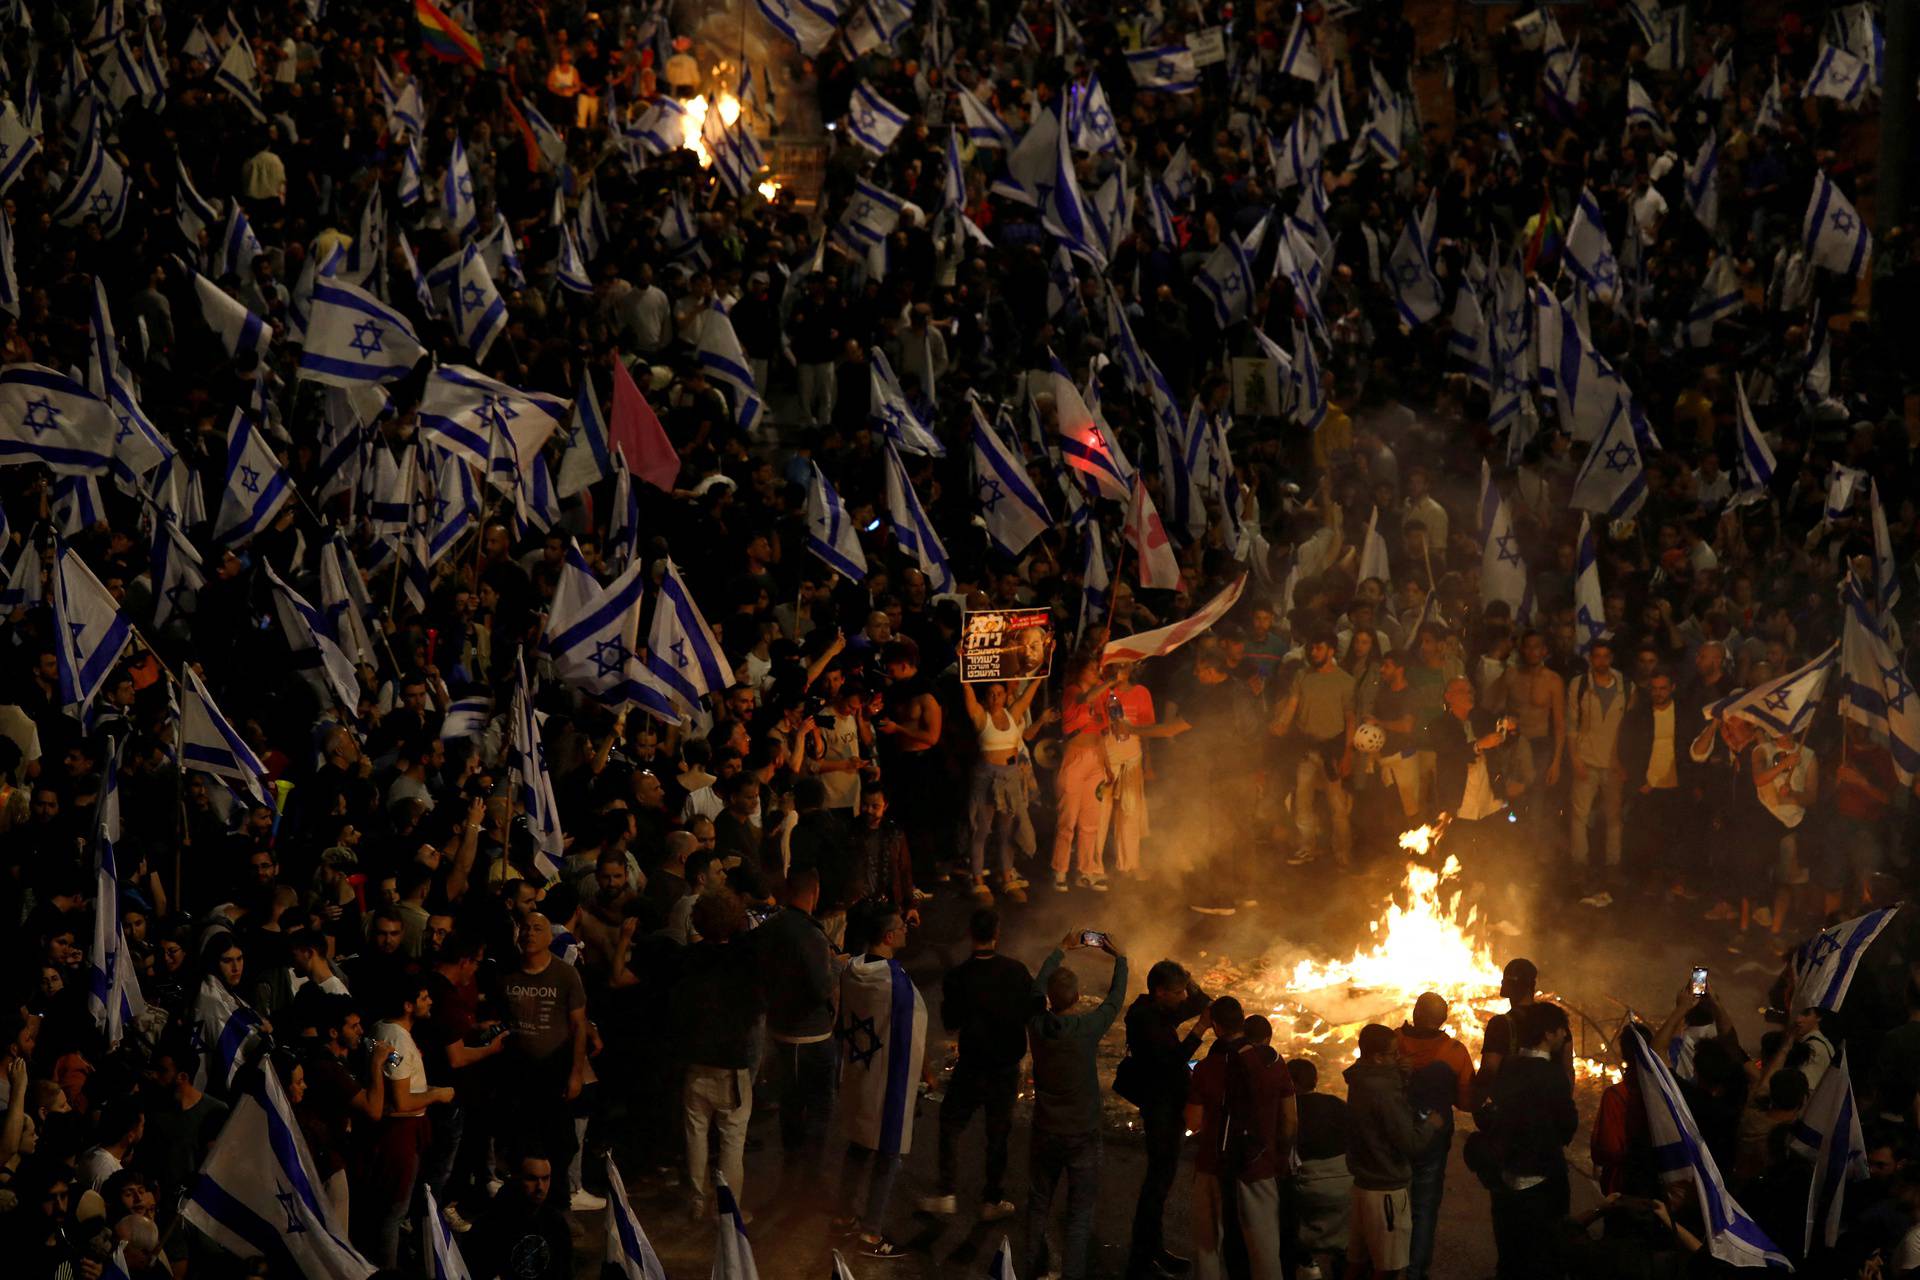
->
[[1344, 1022, 1444, 1280]]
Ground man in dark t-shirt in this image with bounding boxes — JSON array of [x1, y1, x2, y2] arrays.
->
[[501, 913, 593, 1211]]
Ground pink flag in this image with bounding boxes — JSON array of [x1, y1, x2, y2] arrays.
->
[[1102, 573, 1248, 665], [1125, 476, 1181, 590], [609, 354, 680, 492]]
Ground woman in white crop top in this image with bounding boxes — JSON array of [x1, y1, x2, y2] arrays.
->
[[961, 678, 1044, 902]]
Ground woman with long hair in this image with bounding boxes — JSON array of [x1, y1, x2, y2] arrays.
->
[[193, 935, 264, 1093], [960, 677, 1045, 903]]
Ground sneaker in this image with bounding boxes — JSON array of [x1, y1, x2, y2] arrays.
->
[[1006, 874, 1031, 890], [1577, 891, 1610, 908], [1703, 901, 1739, 921], [441, 1203, 474, 1234], [569, 1189, 608, 1212], [1052, 872, 1069, 892], [918, 1194, 958, 1216], [1285, 847, 1320, 866], [1753, 907, 1774, 927], [1087, 875, 1110, 892], [1005, 887, 1028, 904], [971, 880, 994, 903], [979, 1200, 1016, 1222]]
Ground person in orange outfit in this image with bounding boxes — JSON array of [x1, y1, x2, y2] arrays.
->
[[1050, 655, 1187, 892]]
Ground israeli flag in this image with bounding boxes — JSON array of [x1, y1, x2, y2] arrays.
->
[[1291, 321, 1326, 430], [695, 308, 766, 435], [1803, 171, 1871, 277], [423, 1186, 471, 1280], [393, 81, 426, 140], [318, 535, 379, 670], [990, 107, 1060, 207], [1195, 216, 1263, 327], [86, 281, 172, 494], [971, 399, 1050, 556], [847, 80, 907, 155], [1568, 396, 1653, 521], [645, 557, 731, 710], [210, 204, 264, 283], [1792, 905, 1900, 1014], [1478, 462, 1530, 618], [1871, 479, 1901, 615], [53, 542, 131, 720], [958, 85, 1015, 149], [51, 128, 129, 235], [1807, 41, 1869, 106], [300, 283, 421, 388], [444, 133, 479, 238], [183, 1064, 373, 1280], [394, 230, 436, 319], [1573, 515, 1607, 653], [556, 370, 611, 497], [626, 95, 688, 158], [181, 18, 218, 66], [1730, 375, 1777, 507], [605, 1156, 667, 1280], [832, 178, 904, 255], [439, 694, 491, 741], [1787, 1048, 1867, 1253], [478, 213, 524, 291], [555, 224, 593, 295], [883, 441, 954, 592], [1051, 352, 1133, 500], [264, 560, 362, 712], [193, 273, 271, 362], [1753, 75, 1786, 133], [1075, 523, 1109, 641], [214, 34, 266, 121], [1826, 462, 1867, 520], [703, 112, 766, 201], [151, 518, 204, 629], [711, 1174, 759, 1280], [806, 461, 868, 582], [450, 243, 507, 362], [1364, 66, 1405, 165], [1067, 75, 1121, 154], [1448, 285, 1490, 387], [0, 535, 41, 610], [605, 452, 640, 573], [546, 553, 678, 721], [193, 972, 266, 1087], [1683, 255, 1742, 348], [1696, 49, 1732, 103], [314, 386, 377, 504], [427, 448, 479, 565], [1634, 3, 1683, 71], [88, 746, 147, 1050], [1564, 188, 1621, 303], [1313, 74, 1350, 146], [1042, 115, 1109, 269], [1278, 11, 1319, 81], [1841, 580, 1920, 783], [1685, 130, 1720, 234], [181, 667, 269, 804], [1387, 216, 1442, 327], [211, 410, 290, 547], [843, 0, 913, 56], [1704, 641, 1839, 737], [757, 0, 839, 56], [1623, 1025, 1789, 1269], [1625, 79, 1663, 135], [1128, 45, 1199, 93], [0, 101, 37, 195], [508, 652, 564, 875]]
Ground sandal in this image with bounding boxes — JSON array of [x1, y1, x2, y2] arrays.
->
[[860, 1235, 908, 1259]]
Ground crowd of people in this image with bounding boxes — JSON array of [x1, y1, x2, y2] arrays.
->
[[4, 0, 1920, 1275]]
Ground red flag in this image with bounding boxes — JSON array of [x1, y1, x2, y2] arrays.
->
[[1102, 574, 1247, 665], [1124, 476, 1181, 590], [609, 354, 680, 492]]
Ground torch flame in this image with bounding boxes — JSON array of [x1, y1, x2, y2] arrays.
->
[[678, 92, 744, 169]]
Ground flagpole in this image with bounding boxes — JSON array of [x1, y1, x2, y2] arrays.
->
[[1097, 532, 1132, 658], [174, 697, 188, 912]]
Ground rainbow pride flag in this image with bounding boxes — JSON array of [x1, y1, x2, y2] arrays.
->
[[416, 0, 486, 67]]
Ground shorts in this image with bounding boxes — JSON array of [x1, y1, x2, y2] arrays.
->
[[1348, 1185, 1412, 1272]]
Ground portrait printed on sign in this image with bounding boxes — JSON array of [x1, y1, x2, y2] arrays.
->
[[961, 608, 1056, 682]]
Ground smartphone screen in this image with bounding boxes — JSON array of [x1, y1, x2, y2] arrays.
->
[[1690, 966, 1708, 997], [1079, 930, 1109, 949]]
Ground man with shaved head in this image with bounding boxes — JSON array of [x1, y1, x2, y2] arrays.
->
[[1395, 993, 1475, 1280]]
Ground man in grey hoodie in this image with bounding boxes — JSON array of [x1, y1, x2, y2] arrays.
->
[[1343, 1023, 1443, 1280]]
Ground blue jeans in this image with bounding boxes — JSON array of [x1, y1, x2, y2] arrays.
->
[[1407, 1130, 1450, 1280], [840, 1142, 903, 1235], [768, 1038, 837, 1153], [1025, 1130, 1100, 1280]]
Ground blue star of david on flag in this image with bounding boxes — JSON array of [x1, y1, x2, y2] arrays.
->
[[348, 320, 384, 357], [591, 637, 630, 678], [671, 638, 689, 669], [461, 282, 486, 310], [23, 396, 60, 434], [1602, 441, 1637, 472], [239, 464, 261, 494], [1495, 532, 1523, 566], [1763, 686, 1795, 712], [977, 476, 1005, 511], [1885, 664, 1913, 714], [1832, 209, 1855, 233]]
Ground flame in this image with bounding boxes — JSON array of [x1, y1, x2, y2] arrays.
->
[[680, 92, 744, 169], [757, 180, 781, 201], [1226, 825, 1621, 1085]]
